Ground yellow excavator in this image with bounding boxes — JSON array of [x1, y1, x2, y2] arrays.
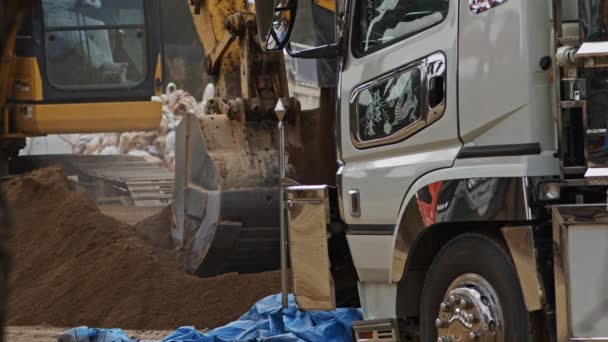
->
[[0, 0, 164, 182]]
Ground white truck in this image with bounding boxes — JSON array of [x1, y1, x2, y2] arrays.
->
[[255, 0, 608, 341]]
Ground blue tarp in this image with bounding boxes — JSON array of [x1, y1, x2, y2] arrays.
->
[[58, 294, 362, 342], [57, 327, 132, 342]]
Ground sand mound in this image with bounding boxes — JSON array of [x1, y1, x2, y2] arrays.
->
[[135, 206, 174, 251], [4, 167, 279, 330]]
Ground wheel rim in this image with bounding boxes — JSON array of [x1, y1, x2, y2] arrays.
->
[[434, 273, 505, 342]]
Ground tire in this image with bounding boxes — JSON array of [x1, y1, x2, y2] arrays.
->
[[419, 233, 530, 342]]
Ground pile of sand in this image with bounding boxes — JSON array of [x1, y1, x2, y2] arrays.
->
[[134, 206, 174, 251], [3, 167, 280, 330]]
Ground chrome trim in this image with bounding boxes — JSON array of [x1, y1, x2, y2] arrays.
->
[[522, 177, 533, 220], [335, 56, 344, 211], [553, 206, 570, 341], [392, 177, 532, 283], [349, 52, 447, 149], [335, 1, 345, 162], [349, 189, 361, 218], [501, 226, 544, 312], [336, 164, 346, 221], [286, 185, 335, 310], [412, 177, 530, 228], [436, 274, 505, 341], [278, 118, 289, 308], [336, 75, 344, 164], [335, 0, 345, 221], [553, 205, 608, 341]]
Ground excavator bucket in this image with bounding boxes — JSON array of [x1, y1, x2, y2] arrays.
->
[[173, 113, 282, 277]]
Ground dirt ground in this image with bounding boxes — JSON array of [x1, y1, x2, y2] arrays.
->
[[6, 326, 172, 342], [3, 167, 281, 330]]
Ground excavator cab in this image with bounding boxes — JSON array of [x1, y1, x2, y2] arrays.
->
[[5, 0, 162, 141]]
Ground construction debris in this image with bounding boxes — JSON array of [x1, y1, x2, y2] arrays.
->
[[4, 167, 280, 330]]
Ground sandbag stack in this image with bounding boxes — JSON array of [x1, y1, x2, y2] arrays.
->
[[72, 83, 214, 172]]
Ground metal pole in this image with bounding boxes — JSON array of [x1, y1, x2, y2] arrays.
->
[[275, 99, 289, 309], [278, 117, 289, 309]]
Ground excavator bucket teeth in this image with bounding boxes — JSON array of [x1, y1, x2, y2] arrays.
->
[[173, 113, 281, 277]]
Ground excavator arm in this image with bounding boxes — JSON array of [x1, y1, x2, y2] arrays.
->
[[171, 0, 303, 277], [187, 0, 290, 112], [171, 0, 345, 277]]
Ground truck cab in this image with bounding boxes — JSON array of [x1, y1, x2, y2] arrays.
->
[[258, 0, 608, 341]]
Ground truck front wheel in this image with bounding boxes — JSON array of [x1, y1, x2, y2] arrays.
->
[[419, 233, 531, 342]]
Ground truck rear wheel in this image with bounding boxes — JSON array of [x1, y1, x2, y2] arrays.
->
[[419, 234, 530, 342]]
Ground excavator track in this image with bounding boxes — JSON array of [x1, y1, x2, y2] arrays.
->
[[12, 155, 174, 207]]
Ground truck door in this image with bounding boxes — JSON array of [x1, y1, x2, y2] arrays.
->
[[457, 0, 554, 152], [339, 0, 461, 233]]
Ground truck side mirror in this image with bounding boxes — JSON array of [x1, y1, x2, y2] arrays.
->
[[255, 0, 298, 52]]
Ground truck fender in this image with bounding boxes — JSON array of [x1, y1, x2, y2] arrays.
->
[[391, 176, 543, 317]]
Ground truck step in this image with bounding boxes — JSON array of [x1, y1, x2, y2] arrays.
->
[[352, 319, 399, 342]]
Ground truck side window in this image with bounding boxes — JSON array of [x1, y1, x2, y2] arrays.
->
[[355, 66, 421, 142], [353, 0, 449, 56], [42, 0, 147, 88], [468, 0, 508, 14]]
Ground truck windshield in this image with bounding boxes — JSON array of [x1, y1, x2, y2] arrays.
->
[[353, 0, 449, 56], [42, 0, 147, 88]]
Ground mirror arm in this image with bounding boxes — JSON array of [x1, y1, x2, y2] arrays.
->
[[286, 43, 339, 59]]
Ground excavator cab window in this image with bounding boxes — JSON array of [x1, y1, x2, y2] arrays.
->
[[41, 0, 147, 88], [11, 0, 161, 103]]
